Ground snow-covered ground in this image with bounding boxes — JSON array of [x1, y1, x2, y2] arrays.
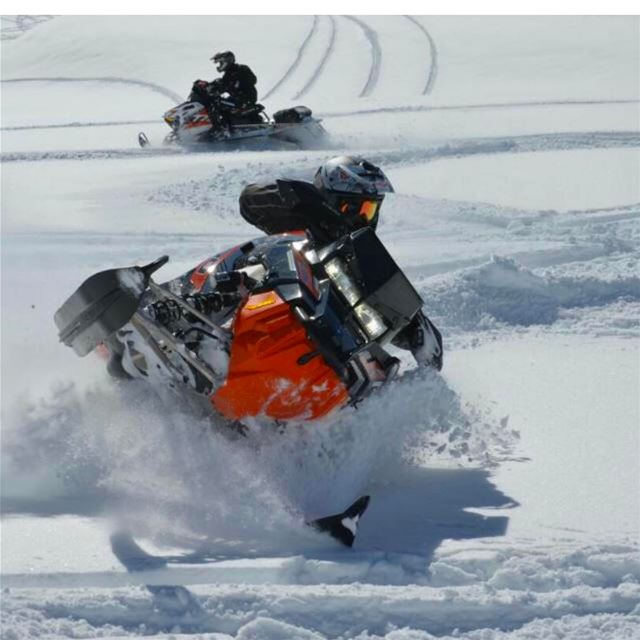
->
[[1, 15, 639, 640]]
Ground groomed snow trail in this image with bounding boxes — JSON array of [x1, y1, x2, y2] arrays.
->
[[2, 15, 639, 640]]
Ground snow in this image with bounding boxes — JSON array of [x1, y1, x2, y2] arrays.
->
[[447, 335, 639, 538], [392, 148, 640, 211], [2, 14, 639, 640]]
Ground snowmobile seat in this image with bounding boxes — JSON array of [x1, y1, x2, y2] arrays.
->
[[273, 105, 312, 124], [240, 103, 265, 117]]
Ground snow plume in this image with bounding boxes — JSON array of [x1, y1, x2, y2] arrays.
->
[[242, 368, 517, 521], [1, 379, 299, 550], [1, 366, 515, 552]]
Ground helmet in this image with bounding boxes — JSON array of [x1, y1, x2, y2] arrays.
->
[[313, 156, 394, 230], [211, 51, 235, 73]]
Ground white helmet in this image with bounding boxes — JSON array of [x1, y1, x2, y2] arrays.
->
[[313, 156, 394, 229]]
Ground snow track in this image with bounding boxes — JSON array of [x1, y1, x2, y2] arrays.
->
[[1, 76, 182, 103], [341, 16, 382, 98], [404, 15, 438, 95], [322, 98, 640, 118], [292, 15, 337, 100], [2, 99, 634, 135], [1, 119, 158, 132], [3, 129, 637, 164], [261, 16, 319, 101], [0, 15, 53, 40], [0, 147, 185, 162], [372, 130, 640, 165]]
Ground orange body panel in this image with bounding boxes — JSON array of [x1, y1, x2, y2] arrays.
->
[[212, 291, 348, 421]]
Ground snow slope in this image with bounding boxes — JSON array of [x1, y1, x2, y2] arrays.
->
[[1, 15, 639, 640]]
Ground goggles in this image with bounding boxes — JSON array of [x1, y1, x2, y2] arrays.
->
[[339, 198, 380, 222]]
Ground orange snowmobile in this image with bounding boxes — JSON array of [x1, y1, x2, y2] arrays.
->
[[54, 227, 433, 426]]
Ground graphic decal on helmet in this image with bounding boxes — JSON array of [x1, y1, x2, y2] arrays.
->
[[314, 156, 394, 230]]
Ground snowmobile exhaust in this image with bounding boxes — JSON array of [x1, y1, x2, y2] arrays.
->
[[54, 256, 169, 357]]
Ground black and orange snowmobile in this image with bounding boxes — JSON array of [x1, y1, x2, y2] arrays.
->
[[54, 227, 431, 425]]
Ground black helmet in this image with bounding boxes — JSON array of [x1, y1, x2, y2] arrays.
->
[[211, 51, 235, 73], [313, 156, 394, 230]]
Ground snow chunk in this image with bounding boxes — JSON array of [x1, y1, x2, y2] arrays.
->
[[236, 617, 325, 640]]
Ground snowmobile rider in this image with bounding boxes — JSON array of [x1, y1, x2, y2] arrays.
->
[[239, 155, 443, 370], [190, 51, 258, 133]]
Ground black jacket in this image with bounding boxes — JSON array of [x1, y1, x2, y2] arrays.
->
[[218, 63, 257, 105], [239, 180, 356, 245]]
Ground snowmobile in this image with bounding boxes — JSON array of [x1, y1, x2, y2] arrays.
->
[[138, 84, 325, 148], [54, 227, 425, 425], [54, 226, 430, 546]]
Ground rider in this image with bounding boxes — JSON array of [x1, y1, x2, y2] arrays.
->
[[239, 156, 443, 370], [107, 157, 441, 379], [191, 51, 258, 133]]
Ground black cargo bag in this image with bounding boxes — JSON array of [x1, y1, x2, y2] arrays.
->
[[273, 105, 312, 124]]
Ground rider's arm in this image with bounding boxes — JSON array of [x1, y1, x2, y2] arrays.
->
[[392, 310, 443, 371]]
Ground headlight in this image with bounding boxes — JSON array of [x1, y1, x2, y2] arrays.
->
[[325, 258, 360, 305], [354, 301, 387, 339], [325, 258, 387, 339]]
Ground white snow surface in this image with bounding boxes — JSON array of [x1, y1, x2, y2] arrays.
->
[[1, 15, 639, 640]]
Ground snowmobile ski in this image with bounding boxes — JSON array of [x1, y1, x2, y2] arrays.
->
[[138, 132, 150, 148], [309, 495, 370, 547]]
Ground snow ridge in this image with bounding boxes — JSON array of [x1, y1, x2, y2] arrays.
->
[[424, 255, 640, 333], [3, 541, 639, 638]]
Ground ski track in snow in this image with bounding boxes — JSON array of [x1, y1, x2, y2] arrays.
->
[[321, 97, 640, 118], [0, 15, 54, 40], [341, 15, 382, 98], [293, 15, 337, 101], [261, 16, 319, 101], [0, 147, 185, 162], [4, 129, 636, 164], [2, 98, 636, 134], [1, 119, 158, 132], [371, 130, 640, 165], [1, 76, 182, 104], [404, 15, 439, 96]]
